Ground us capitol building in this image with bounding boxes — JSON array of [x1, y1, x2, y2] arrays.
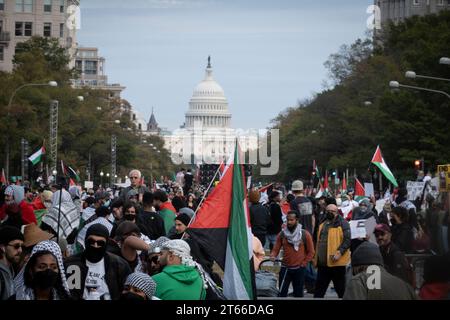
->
[[163, 57, 258, 164]]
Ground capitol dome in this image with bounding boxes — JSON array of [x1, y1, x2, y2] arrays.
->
[[185, 57, 232, 128]]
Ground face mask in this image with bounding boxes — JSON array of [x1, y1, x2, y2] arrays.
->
[[103, 200, 111, 208], [326, 212, 335, 220], [32, 269, 59, 290], [154, 205, 160, 211], [84, 244, 107, 263], [124, 214, 136, 221], [120, 292, 146, 301]]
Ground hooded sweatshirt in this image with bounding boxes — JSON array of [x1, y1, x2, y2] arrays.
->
[[2, 185, 36, 226], [153, 264, 206, 300]]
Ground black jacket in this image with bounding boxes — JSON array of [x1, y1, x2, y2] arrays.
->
[[380, 242, 413, 285], [391, 223, 414, 253], [64, 252, 132, 300], [137, 210, 166, 240], [267, 202, 283, 235], [249, 203, 270, 236]]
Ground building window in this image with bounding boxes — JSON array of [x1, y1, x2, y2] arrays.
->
[[413, 0, 420, 5], [15, 22, 33, 36], [59, 0, 64, 12], [133, 114, 136, 121], [59, 23, 64, 37], [16, 0, 33, 13], [44, 0, 51, 13], [0, 20, 3, 33], [43, 23, 51, 37], [0, 0, 4, 11], [0, 46, 4, 61], [437, 0, 444, 5], [84, 60, 98, 75], [75, 60, 82, 72]]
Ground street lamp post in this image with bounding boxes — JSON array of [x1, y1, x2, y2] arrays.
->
[[405, 71, 450, 82], [5, 81, 58, 179], [389, 81, 450, 99]]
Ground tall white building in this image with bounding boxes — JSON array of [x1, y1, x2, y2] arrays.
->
[[165, 57, 257, 165], [0, 0, 78, 72]]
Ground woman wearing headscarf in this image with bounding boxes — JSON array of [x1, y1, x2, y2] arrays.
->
[[41, 189, 80, 243], [14, 240, 71, 300], [121, 272, 158, 300]]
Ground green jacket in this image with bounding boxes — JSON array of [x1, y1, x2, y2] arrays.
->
[[153, 265, 206, 300], [343, 266, 417, 300]]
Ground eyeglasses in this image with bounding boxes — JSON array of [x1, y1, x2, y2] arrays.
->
[[7, 243, 25, 250], [86, 239, 106, 247]]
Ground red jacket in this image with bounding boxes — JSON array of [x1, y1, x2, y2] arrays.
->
[[20, 200, 37, 225], [0, 201, 37, 225]]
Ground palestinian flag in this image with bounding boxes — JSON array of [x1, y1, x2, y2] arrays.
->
[[313, 160, 321, 179], [371, 145, 398, 187], [315, 182, 324, 198], [28, 146, 45, 166], [341, 177, 347, 194], [187, 141, 255, 300], [61, 160, 80, 182], [355, 178, 366, 201], [1, 168, 7, 185]]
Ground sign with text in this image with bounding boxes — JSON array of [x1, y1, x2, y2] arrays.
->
[[84, 181, 93, 189], [406, 181, 425, 201], [364, 183, 374, 197]]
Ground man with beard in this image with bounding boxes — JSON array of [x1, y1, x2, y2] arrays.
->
[[270, 211, 315, 297], [0, 226, 24, 300], [314, 204, 351, 298], [65, 224, 131, 300]]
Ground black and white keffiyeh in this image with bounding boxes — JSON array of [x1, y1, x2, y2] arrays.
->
[[15, 240, 70, 300], [124, 272, 156, 300], [41, 190, 80, 239]]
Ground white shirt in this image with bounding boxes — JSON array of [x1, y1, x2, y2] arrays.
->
[[83, 259, 111, 300]]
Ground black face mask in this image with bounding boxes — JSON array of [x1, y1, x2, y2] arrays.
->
[[124, 214, 136, 221], [32, 269, 59, 290], [154, 205, 160, 211], [120, 292, 146, 301], [84, 245, 107, 263], [326, 212, 335, 220]]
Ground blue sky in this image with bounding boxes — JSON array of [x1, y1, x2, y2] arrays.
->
[[77, 0, 373, 130]]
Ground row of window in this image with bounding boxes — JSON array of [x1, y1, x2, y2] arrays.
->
[[14, 21, 64, 37], [75, 60, 98, 75], [412, 0, 449, 5], [0, 0, 65, 13]]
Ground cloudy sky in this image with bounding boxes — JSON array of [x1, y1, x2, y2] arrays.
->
[[77, 0, 373, 131]]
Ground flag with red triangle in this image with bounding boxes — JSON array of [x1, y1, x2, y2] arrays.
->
[[371, 145, 398, 187], [187, 141, 255, 300], [355, 178, 366, 201], [342, 177, 347, 194], [69, 178, 76, 187]]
